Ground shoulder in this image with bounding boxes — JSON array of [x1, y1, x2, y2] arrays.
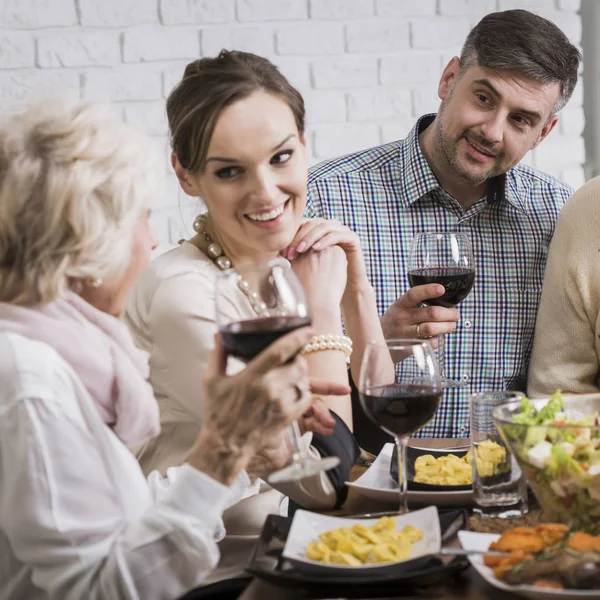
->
[[0, 332, 77, 414], [510, 163, 573, 206], [127, 242, 218, 324], [555, 176, 600, 232], [308, 141, 403, 188]]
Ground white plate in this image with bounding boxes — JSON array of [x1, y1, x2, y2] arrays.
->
[[282, 505, 441, 576], [458, 531, 600, 600], [346, 443, 473, 506]]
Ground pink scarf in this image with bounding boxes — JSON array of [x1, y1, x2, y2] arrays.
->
[[0, 291, 160, 447]]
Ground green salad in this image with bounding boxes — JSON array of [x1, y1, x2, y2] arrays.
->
[[504, 390, 600, 525]]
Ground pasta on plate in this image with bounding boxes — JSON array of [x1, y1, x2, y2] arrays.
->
[[306, 516, 423, 566]]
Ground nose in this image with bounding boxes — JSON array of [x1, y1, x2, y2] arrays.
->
[[478, 113, 504, 145], [248, 166, 278, 202]]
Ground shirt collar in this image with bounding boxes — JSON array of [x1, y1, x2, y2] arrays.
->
[[397, 114, 527, 213]]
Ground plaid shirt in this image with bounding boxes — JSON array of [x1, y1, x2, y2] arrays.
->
[[306, 115, 573, 438]]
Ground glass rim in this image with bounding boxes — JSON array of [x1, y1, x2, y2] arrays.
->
[[470, 391, 525, 403], [412, 231, 471, 240], [366, 338, 434, 350], [492, 398, 600, 429]]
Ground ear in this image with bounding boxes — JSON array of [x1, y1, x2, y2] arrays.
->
[[299, 132, 307, 148], [171, 152, 202, 197], [438, 57, 461, 101], [530, 115, 559, 150]]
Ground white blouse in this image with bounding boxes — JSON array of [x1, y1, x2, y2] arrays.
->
[[0, 331, 250, 600]]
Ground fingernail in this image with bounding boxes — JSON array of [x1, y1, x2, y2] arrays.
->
[[297, 241, 307, 253], [312, 242, 321, 250], [288, 247, 296, 260]]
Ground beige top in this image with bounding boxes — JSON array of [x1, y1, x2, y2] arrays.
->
[[528, 177, 600, 397], [125, 242, 335, 584]]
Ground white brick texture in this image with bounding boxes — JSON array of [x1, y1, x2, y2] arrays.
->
[[0, 0, 586, 245]]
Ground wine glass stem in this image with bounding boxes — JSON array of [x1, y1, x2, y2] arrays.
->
[[288, 420, 306, 465], [395, 435, 409, 515], [437, 333, 447, 381]]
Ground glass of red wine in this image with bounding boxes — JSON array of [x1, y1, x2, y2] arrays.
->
[[215, 257, 340, 484], [407, 232, 475, 388], [358, 339, 442, 514]]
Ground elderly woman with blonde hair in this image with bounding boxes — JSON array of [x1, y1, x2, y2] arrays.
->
[[0, 98, 345, 600]]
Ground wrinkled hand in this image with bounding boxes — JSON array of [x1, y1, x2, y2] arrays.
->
[[282, 218, 368, 291], [246, 381, 349, 480], [381, 284, 459, 349], [201, 328, 315, 458]]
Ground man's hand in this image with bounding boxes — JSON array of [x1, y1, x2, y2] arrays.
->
[[381, 284, 459, 348]]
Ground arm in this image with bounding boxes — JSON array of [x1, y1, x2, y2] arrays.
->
[[0, 396, 232, 600], [528, 187, 600, 397]]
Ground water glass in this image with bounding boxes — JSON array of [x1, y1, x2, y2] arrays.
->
[[470, 391, 528, 518]]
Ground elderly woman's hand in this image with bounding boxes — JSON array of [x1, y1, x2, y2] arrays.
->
[[246, 382, 349, 479], [187, 328, 316, 485]]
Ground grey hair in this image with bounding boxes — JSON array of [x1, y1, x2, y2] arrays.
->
[[459, 9, 581, 114], [0, 97, 162, 305]]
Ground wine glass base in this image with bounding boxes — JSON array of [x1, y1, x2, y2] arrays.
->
[[267, 456, 340, 485], [441, 378, 468, 389]]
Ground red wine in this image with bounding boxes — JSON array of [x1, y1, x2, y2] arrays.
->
[[407, 267, 475, 307], [220, 315, 311, 362], [359, 384, 441, 437]]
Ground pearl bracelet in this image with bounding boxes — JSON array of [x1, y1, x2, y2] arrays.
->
[[300, 334, 353, 358]]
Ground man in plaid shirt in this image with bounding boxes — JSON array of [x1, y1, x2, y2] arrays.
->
[[305, 10, 582, 442]]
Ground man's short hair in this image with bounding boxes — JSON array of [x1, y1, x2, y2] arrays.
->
[[459, 9, 582, 114]]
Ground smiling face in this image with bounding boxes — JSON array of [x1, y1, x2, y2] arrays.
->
[[174, 90, 307, 264], [432, 58, 560, 186]]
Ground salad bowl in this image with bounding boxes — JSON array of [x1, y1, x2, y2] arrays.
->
[[493, 392, 600, 529]]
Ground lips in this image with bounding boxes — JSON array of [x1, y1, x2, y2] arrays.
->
[[246, 201, 287, 222], [465, 137, 497, 158]]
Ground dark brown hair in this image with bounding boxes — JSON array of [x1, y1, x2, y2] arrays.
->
[[166, 50, 305, 173], [459, 9, 581, 113]]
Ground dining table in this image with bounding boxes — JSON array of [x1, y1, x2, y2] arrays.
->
[[239, 437, 537, 600]]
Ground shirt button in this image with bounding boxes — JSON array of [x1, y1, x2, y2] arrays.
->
[[459, 424, 469, 435], [461, 374, 470, 382], [463, 320, 472, 329]]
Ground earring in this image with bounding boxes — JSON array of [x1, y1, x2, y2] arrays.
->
[[88, 277, 103, 288]]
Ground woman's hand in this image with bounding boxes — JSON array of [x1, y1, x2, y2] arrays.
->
[[188, 328, 315, 485], [246, 382, 349, 479], [281, 218, 369, 292], [291, 244, 348, 313]]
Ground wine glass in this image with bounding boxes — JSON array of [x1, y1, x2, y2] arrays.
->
[[407, 232, 475, 388], [358, 339, 442, 514], [215, 257, 340, 484]]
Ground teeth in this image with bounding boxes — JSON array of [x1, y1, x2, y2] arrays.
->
[[247, 204, 285, 222]]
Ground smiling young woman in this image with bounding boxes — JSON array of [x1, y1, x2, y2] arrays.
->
[[124, 50, 385, 586]]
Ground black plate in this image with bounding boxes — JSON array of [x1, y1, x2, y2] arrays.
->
[[246, 509, 470, 597], [390, 445, 473, 492]]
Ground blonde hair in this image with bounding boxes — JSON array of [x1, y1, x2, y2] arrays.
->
[[0, 97, 162, 305]]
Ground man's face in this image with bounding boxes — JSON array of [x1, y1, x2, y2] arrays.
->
[[434, 58, 561, 185]]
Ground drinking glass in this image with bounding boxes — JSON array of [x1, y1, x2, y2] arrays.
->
[[215, 257, 340, 484], [358, 339, 442, 514], [408, 232, 475, 388], [471, 391, 528, 518]]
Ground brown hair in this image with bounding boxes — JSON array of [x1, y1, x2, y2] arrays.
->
[[459, 9, 581, 113], [166, 50, 305, 174]]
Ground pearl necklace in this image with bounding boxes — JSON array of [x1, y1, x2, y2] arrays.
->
[[192, 214, 268, 315]]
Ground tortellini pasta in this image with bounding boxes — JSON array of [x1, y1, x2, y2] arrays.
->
[[306, 517, 423, 565], [413, 441, 505, 486]]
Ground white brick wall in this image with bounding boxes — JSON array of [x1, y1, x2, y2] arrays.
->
[[0, 0, 585, 246]]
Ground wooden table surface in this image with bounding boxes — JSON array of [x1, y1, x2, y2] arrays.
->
[[240, 438, 519, 600]]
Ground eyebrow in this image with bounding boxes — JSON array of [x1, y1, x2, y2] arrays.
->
[[472, 78, 543, 121], [205, 133, 296, 164]]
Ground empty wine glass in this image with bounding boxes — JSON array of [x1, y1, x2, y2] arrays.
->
[[215, 257, 340, 483], [358, 339, 442, 514], [407, 232, 475, 388]]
